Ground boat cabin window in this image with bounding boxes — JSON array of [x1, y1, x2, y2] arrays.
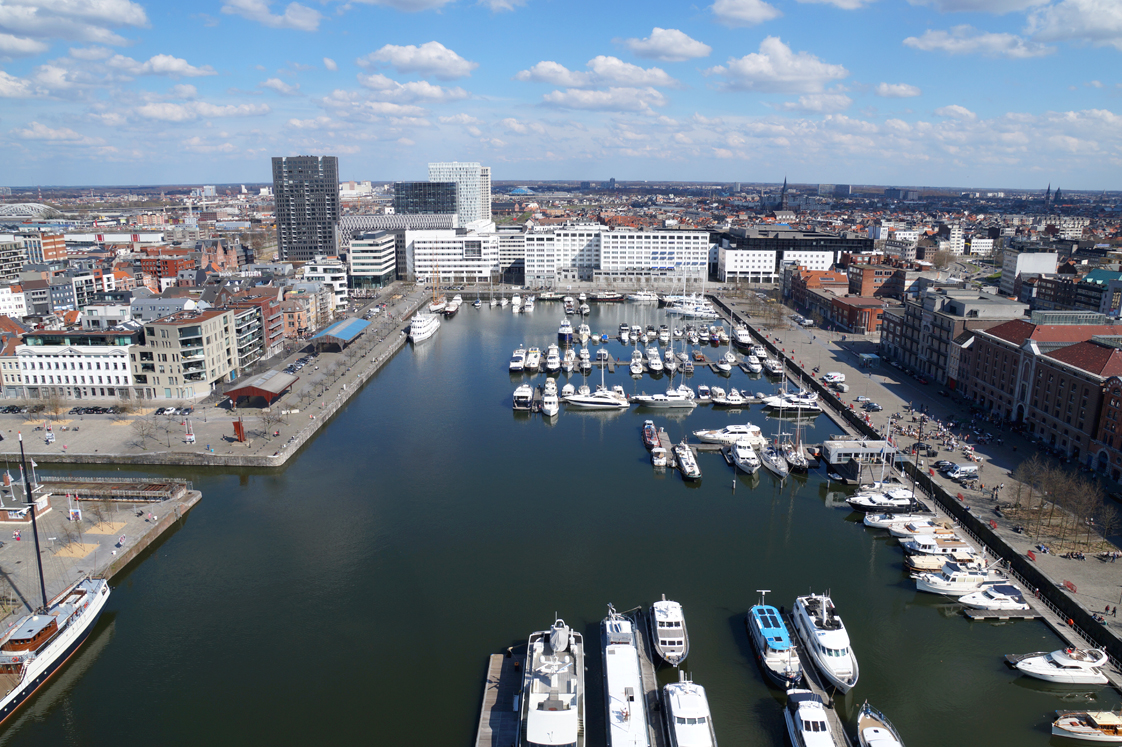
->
[[803, 720, 827, 732]]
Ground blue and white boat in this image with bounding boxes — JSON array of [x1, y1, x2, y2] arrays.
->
[[746, 591, 802, 689], [558, 318, 574, 342]]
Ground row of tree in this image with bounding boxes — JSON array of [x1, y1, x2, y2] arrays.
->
[[1009, 453, 1119, 551]]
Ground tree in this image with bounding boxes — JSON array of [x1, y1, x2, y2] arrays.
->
[[44, 389, 66, 421], [129, 416, 156, 449], [258, 409, 285, 440], [930, 250, 955, 271]]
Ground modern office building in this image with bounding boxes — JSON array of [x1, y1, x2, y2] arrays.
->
[[428, 162, 491, 224], [394, 182, 457, 215], [272, 155, 340, 262], [348, 232, 396, 290]]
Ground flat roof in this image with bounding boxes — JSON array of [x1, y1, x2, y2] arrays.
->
[[311, 317, 369, 343]]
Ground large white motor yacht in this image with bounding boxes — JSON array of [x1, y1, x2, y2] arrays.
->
[[692, 424, 767, 449], [545, 344, 562, 373], [1006, 647, 1110, 685], [958, 584, 1030, 611], [663, 672, 716, 747], [628, 291, 659, 302], [408, 312, 441, 342], [901, 534, 974, 556], [862, 509, 936, 529], [509, 345, 527, 372], [914, 561, 1004, 596], [646, 347, 664, 373], [887, 520, 955, 539], [631, 388, 697, 410], [763, 391, 822, 413], [674, 442, 701, 480], [746, 593, 801, 688], [512, 384, 534, 411], [602, 606, 651, 747], [791, 593, 859, 693], [763, 358, 785, 375], [520, 619, 585, 747], [729, 441, 760, 474], [784, 690, 845, 747], [751, 345, 767, 359], [733, 327, 753, 348], [525, 347, 542, 371], [846, 489, 918, 513], [649, 595, 689, 666]]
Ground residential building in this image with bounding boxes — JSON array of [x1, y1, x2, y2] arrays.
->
[[496, 225, 526, 283], [279, 298, 310, 339], [131, 296, 209, 323], [1028, 338, 1122, 461], [936, 222, 965, 255], [1000, 250, 1059, 296], [348, 231, 396, 290], [81, 303, 132, 330], [0, 241, 25, 284], [272, 155, 340, 261], [302, 256, 348, 308], [223, 289, 284, 360], [394, 182, 457, 215], [17, 329, 140, 401], [832, 296, 886, 334], [0, 286, 26, 319], [0, 333, 22, 398], [716, 227, 873, 283], [428, 162, 491, 224], [231, 306, 264, 374], [140, 247, 195, 283], [134, 308, 236, 400], [1093, 376, 1122, 479], [788, 268, 848, 317], [285, 282, 333, 330]]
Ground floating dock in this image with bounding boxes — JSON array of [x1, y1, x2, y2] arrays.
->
[[474, 650, 524, 747], [963, 609, 1040, 621], [656, 428, 678, 469], [633, 608, 669, 747], [783, 611, 855, 747]]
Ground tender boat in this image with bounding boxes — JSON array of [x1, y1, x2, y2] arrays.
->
[[513, 384, 534, 411], [958, 584, 1030, 611], [509, 345, 527, 372], [784, 689, 844, 747], [649, 595, 689, 666], [759, 443, 789, 479], [1052, 708, 1122, 743], [728, 441, 760, 474], [559, 319, 574, 342], [526, 346, 542, 371], [408, 312, 441, 342], [1005, 648, 1110, 685], [857, 702, 905, 747], [674, 442, 701, 481], [791, 593, 859, 693], [601, 606, 652, 747], [914, 561, 1003, 596], [663, 672, 716, 747], [746, 592, 802, 688], [520, 619, 585, 747]]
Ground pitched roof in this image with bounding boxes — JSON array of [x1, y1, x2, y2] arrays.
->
[[983, 319, 1122, 346], [0, 316, 26, 336], [1045, 341, 1122, 377]]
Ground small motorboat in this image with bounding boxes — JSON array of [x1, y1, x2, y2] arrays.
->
[[642, 420, 659, 450], [1052, 708, 1122, 743], [651, 446, 668, 468], [857, 702, 905, 747], [650, 595, 689, 666], [1005, 648, 1110, 685], [958, 584, 1030, 611]]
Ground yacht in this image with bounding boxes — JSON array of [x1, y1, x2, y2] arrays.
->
[[630, 325, 643, 340], [674, 442, 701, 480], [525, 346, 542, 371], [564, 297, 576, 314], [559, 319, 574, 342], [523, 295, 535, 312], [619, 323, 631, 341], [693, 424, 766, 449], [914, 561, 1004, 596], [785, 690, 845, 747], [1052, 709, 1122, 743], [715, 358, 732, 374], [545, 345, 562, 373], [509, 345, 527, 372], [746, 592, 801, 688], [520, 619, 585, 747], [542, 388, 560, 417], [649, 595, 689, 666], [687, 329, 699, 345], [596, 348, 611, 364], [651, 447, 668, 468], [681, 359, 694, 375], [857, 702, 905, 747], [408, 312, 441, 342], [630, 348, 645, 376], [444, 296, 461, 317], [578, 292, 587, 302], [791, 593, 859, 693], [711, 388, 747, 408], [763, 390, 821, 412], [664, 349, 678, 372], [578, 347, 592, 372], [887, 520, 955, 539], [628, 291, 659, 303], [658, 325, 671, 343], [601, 606, 652, 747], [1005, 648, 1110, 685], [511, 293, 522, 311], [723, 441, 757, 474], [901, 534, 974, 556], [500, 296, 509, 308], [759, 443, 789, 479], [563, 348, 577, 373], [564, 366, 629, 410], [744, 358, 763, 374], [846, 489, 918, 513], [862, 509, 937, 529], [512, 384, 534, 411], [733, 327, 753, 348], [751, 345, 767, 358], [561, 382, 576, 398], [577, 323, 591, 341], [580, 303, 591, 315], [646, 348, 664, 374], [958, 584, 1030, 612], [631, 388, 697, 410], [905, 550, 985, 574], [763, 358, 785, 376], [663, 672, 716, 747]]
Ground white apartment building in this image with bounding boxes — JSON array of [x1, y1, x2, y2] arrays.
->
[[0, 285, 27, 318], [719, 248, 779, 283], [348, 232, 396, 290], [401, 229, 501, 284], [428, 162, 492, 224], [521, 225, 710, 286], [303, 256, 349, 308], [937, 223, 965, 256], [967, 237, 995, 255], [1040, 215, 1090, 240], [17, 329, 139, 400], [496, 227, 526, 275], [1000, 250, 1059, 296]]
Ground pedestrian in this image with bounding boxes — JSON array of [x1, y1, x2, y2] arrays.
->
[[1115, 606, 1118, 617]]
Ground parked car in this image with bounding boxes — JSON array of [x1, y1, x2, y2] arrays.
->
[[181, 407, 193, 415], [855, 395, 872, 402], [938, 390, 950, 397]]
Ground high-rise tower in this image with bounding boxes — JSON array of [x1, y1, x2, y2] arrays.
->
[[272, 155, 340, 261], [427, 162, 491, 224]]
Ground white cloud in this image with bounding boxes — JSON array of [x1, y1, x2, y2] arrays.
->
[[904, 26, 1054, 58], [319, 88, 429, 121], [262, 77, 300, 94], [1087, 80, 1104, 88], [357, 41, 477, 80], [706, 37, 848, 93], [774, 92, 853, 113], [183, 136, 236, 153], [479, 0, 527, 10], [68, 45, 112, 60], [324, 57, 337, 71], [168, 83, 197, 99], [220, 0, 321, 31], [935, 104, 977, 119], [348, 0, 454, 9], [0, 32, 47, 56], [398, 137, 415, 145], [438, 113, 480, 125], [542, 86, 667, 112], [620, 28, 712, 62], [1027, 0, 1122, 52], [500, 117, 546, 134], [136, 101, 271, 121], [0, 70, 35, 97], [710, 0, 782, 27], [797, 0, 874, 9], [287, 116, 334, 129], [11, 120, 101, 144], [907, 0, 1047, 11], [357, 72, 468, 102], [0, 0, 148, 47], [516, 56, 676, 88], [106, 53, 216, 77], [876, 82, 922, 98]]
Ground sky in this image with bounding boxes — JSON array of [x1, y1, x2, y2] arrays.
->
[[0, 0, 1120, 189]]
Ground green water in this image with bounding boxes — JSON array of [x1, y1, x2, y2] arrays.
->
[[2, 302, 1117, 746]]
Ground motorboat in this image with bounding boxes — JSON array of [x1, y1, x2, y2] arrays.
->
[[444, 297, 461, 317], [708, 388, 726, 403], [631, 389, 697, 410], [715, 358, 732, 374], [629, 349, 645, 376], [408, 312, 441, 342], [914, 561, 1004, 596], [759, 443, 789, 478], [642, 420, 660, 450], [558, 319, 574, 342], [663, 672, 716, 747], [1005, 648, 1109, 685], [697, 384, 710, 400], [763, 358, 785, 375], [693, 424, 766, 449], [596, 348, 610, 364], [667, 383, 694, 401], [674, 442, 701, 480], [511, 293, 522, 311], [658, 325, 670, 343], [791, 593, 859, 693], [846, 489, 919, 513], [746, 592, 801, 688], [687, 329, 699, 345], [708, 327, 721, 345], [784, 690, 844, 747], [1052, 709, 1122, 742], [649, 595, 689, 666], [630, 325, 642, 340], [862, 509, 937, 529], [523, 296, 535, 312], [500, 296, 509, 308], [733, 327, 753, 348], [857, 702, 905, 747], [901, 534, 974, 556], [682, 360, 694, 375], [563, 348, 577, 373], [545, 344, 562, 373], [525, 346, 542, 371], [646, 347, 663, 373], [904, 550, 985, 573], [561, 382, 575, 398], [472, 298, 482, 308], [751, 345, 767, 359], [601, 606, 652, 747], [579, 303, 590, 315], [763, 391, 821, 412], [619, 323, 630, 341], [563, 297, 575, 314], [542, 388, 560, 417], [578, 292, 587, 302], [627, 291, 659, 303], [509, 345, 527, 372], [744, 358, 763, 374], [577, 323, 591, 341], [887, 520, 955, 539], [578, 347, 592, 372], [717, 327, 729, 343], [564, 366, 629, 410], [711, 388, 747, 408], [512, 384, 534, 411], [728, 441, 760, 474], [520, 619, 585, 747], [958, 584, 1030, 611], [651, 447, 668, 468]]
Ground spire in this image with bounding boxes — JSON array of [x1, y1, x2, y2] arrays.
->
[[1044, 183, 1051, 205]]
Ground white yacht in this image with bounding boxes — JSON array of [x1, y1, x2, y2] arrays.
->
[[601, 606, 652, 747], [651, 447, 668, 468], [630, 325, 643, 340], [791, 593, 859, 693], [857, 703, 905, 747], [631, 389, 697, 410], [658, 325, 671, 343], [511, 293, 522, 311], [887, 520, 955, 539], [686, 329, 699, 345], [646, 348, 664, 373], [564, 366, 629, 410], [763, 391, 822, 413], [728, 441, 760, 474], [914, 561, 1003, 596], [751, 345, 767, 359], [563, 348, 577, 373], [715, 358, 732, 374], [759, 443, 789, 479], [578, 292, 587, 302], [523, 295, 535, 312], [711, 388, 747, 408], [580, 303, 591, 315], [509, 345, 527, 372], [630, 348, 645, 376], [596, 348, 611, 364], [692, 424, 767, 449], [578, 348, 592, 372], [958, 584, 1030, 612], [577, 323, 591, 342], [561, 382, 576, 398], [744, 358, 763, 374], [619, 323, 631, 341], [1052, 709, 1122, 743], [513, 384, 534, 411], [663, 672, 716, 747], [500, 296, 509, 308], [520, 619, 585, 747], [526, 346, 542, 371], [545, 344, 562, 373], [1006, 648, 1110, 685], [674, 442, 701, 481], [763, 358, 785, 375], [628, 291, 659, 303], [746, 592, 801, 688], [542, 389, 560, 417], [733, 327, 753, 348], [558, 319, 574, 342], [784, 690, 845, 747], [408, 312, 441, 342], [862, 510, 937, 529], [649, 595, 689, 667], [901, 534, 974, 556], [846, 489, 918, 513]]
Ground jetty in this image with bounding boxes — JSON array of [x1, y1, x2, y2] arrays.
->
[[782, 610, 855, 747], [963, 609, 1040, 621], [474, 650, 524, 747], [633, 608, 669, 747], [656, 428, 678, 469]]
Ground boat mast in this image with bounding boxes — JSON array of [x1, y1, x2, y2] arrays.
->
[[18, 434, 49, 611]]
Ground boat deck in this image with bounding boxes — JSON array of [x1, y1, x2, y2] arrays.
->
[[474, 651, 525, 747], [782, 610, 855, 747]]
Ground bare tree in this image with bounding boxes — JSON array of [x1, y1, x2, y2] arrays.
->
[[258, 409, 285, 440], [129, 416, 156, 449], [930, 250, 955, 271], [44, 389, 66, 421]]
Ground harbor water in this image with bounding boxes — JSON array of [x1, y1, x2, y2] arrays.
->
[[2, 300, 1118, 746]]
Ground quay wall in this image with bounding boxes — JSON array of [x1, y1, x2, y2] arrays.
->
[[709, 295, 1122, 666], [96, 490, 202, 580]]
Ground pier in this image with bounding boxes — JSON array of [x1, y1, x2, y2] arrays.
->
[[656, 428, 678, 469], [964, 609, 1040, 621], [474, 650, 524, 747], [633, 608, 668, 747], [783, 611, 855, 747]]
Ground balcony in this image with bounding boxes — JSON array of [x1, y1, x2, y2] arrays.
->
[[184, 372, 206, 382]]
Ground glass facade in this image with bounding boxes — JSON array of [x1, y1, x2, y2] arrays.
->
[[394, 182, 457, 215]]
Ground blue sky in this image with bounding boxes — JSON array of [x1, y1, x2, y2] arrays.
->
[[1, 0, 1120, 188]]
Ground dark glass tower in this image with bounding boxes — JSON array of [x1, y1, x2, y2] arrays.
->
[[393, 182, 457, 215], [272, 155, 339, 262]]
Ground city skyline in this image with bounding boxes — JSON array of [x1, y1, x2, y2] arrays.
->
[[1, 0, 1120, 188]]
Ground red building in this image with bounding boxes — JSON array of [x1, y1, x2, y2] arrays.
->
[[831, 296, 886, 334], [139, 248, 194, 282]]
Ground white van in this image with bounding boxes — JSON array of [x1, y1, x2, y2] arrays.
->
[[823, 372, 846, 384], [948, 464, 978, 480]]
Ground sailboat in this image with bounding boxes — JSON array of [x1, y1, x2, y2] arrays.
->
[[0, 437, 111, 725], [777, 365, 808, 471]]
